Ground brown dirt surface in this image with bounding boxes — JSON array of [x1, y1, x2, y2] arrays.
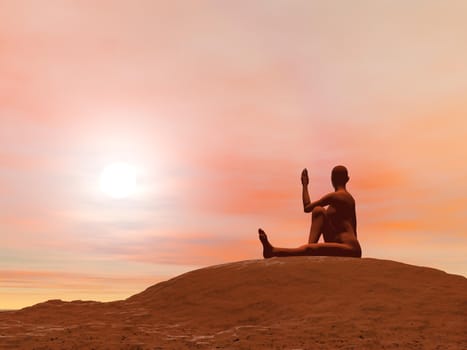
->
[[1, 257, 466, 349]]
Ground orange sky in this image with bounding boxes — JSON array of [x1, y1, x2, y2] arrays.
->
[[1, 1, 467, 309]]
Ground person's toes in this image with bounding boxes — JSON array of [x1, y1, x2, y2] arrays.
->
[[258, 228, 273, 259], [258, 228, 268, 242]]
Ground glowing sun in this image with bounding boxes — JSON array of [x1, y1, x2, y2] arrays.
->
[[100, 162, 137, 199]]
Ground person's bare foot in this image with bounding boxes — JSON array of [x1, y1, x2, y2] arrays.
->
[[258, 228, 274, 258]]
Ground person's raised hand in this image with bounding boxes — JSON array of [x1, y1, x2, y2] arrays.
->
[[301, 168, 309, 186]]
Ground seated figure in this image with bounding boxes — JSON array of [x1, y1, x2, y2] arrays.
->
[[258, 165, 362, 258]]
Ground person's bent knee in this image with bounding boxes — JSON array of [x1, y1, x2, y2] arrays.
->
[[312, 206, 326, 217]]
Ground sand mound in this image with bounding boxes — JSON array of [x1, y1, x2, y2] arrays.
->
[[1, 257, 466, 349]]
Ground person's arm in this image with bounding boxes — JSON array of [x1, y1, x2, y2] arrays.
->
[[301, 168, 311, 211], [301, 168, 333, 213], [302, 183, 311, 211], [303, 193, 334, 213]]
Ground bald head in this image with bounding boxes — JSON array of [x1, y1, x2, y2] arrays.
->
[[331, 165, 349, 188]]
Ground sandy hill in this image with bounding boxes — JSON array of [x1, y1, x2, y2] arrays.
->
[[0, 257, 466, 349]]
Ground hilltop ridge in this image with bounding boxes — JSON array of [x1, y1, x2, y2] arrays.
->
[[1, 257, 466, 349]]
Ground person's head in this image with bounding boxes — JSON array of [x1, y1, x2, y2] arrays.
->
[[331, 165, 349, 189]]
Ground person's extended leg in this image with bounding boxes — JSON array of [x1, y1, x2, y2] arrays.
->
[[308, 206, 326, 244], [259, 229, 361, 258], [272, 242, 360, 258]]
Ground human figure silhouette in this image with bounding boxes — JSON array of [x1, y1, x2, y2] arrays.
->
[[258, 165, 362, 258]]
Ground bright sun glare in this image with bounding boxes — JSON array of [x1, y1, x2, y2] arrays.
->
[[100, 162, 137, 199]]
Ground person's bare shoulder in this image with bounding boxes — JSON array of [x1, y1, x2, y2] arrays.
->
[[333, 190, 355, 206]]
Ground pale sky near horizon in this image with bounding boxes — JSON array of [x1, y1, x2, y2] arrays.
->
[[1, 0, 467, 309]]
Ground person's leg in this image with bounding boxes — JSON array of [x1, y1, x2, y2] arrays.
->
[[308, 206, 327, 244], [259, 229, 361, 258], [272, 242, 360, 258]]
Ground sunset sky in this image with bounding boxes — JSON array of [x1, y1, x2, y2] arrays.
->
[[1, 1, 467, 309]]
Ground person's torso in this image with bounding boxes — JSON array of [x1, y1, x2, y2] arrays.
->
[[325, 190, 358, 244]]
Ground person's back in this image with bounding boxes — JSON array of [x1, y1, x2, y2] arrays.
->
[[324, 189, 358, 245]]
